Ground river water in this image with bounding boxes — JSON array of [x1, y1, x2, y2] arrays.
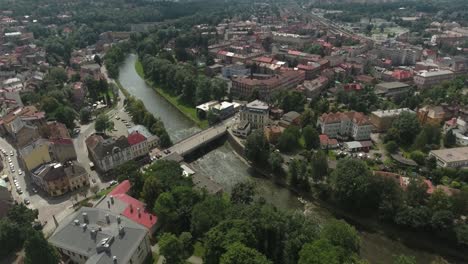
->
[[119, 54, 442, 264]]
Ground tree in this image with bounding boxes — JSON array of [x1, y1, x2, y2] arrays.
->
[[300, 109, 316, 128], [409, 151, 426, 165], [55, 106, 77, 129], [231, 182, 255, 205], [141, 176, 163, 208], [454, 224, 468, 246], [220, 243, 272, 264], [115, 161, 144, 196], [79, 108, 91, 123], [298, 239, 340, 264], [0, 219, 23, 259], [331, 159, 378, 210], [391, 112, 421, 146], [191, 196, 229, 238], [320, 220, 360, 261], [444, 129, 456, 147], [93, 54, 102, 66], [94, 114, 114, 133], [24, 231, 59, 264], [268, 151, 284, 175], [277, 126, 300, 153], [393, 255, 416, 264], [245, 130, 270, 165], [280, 91, 306, 113], [310, 151, 328, 182], [155, 186, 201, 233], [159, 233, 185, 264], [302, 125, 320, 150], [385, 141, 399, 154], [204, 220, 257, 264]]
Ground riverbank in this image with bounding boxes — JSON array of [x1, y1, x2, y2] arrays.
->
[[134, 59, 209, 129]]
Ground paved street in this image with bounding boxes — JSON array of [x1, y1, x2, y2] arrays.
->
[[0, 137, 75, 227]]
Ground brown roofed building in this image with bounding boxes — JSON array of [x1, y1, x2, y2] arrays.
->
[[231, 69, 305, 100]]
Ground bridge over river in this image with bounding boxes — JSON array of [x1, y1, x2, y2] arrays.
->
[[152, 119, 231, 161]]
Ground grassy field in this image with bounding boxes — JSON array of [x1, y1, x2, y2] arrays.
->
[[135, 59, 208, 129]]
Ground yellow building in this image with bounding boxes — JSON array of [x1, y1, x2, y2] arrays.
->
[[19, 139, 52, 171]]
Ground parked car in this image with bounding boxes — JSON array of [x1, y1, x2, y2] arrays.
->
[[24, 198, 30, 205], [110, 180, 118, 186]]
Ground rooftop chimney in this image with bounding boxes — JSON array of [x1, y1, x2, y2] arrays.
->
[[82, 223, 87, 231], [110, 196, 114, 204], [137, 208, 141, 218], [130, 204, 133, 213], [113, 256, 117, 263], [82, 212, 88, 223], [91, 229, 97, 239], [105, 214, 110, 224], [74, 219, 80, 225], [117, 216, 121, 224]]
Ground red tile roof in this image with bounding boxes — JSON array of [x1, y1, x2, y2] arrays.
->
[[127, 131, 146, 146], [109, 180, 157, 230]]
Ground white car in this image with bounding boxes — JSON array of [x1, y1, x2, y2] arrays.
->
[[10, 151, 14, 156], [18, 170, 23, 175]]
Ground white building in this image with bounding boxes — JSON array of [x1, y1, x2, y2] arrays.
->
[[414, 70, 454, 89], [317, 112, 373, 141], [240, 100, 270, 129], [430, 147, 468, 168]]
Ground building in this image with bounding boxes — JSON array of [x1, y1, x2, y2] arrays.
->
[[231, 70, 305, 100], [86, 135, 132, 173], [297, 76, 329, 99], [19, 138, 52, 171], [50, 138, 78, 164], [239, 100, 269, 129], [279, 111, 301, 128], [222, 63, 250, 78], [127, 131, 149, 159], [375, 82, 411, 100], [264, 125, 284, 143], [232, 120, 251, 138], [370, 108, 415, 132], [31, 161, 89, 196], [48, 207, 151, 264], [95, 180, 158, 233], [128, 125, 159, 149], [86, 133, 150, 173], [378, 46, 422, 65], [196, 101, 238, 120], [414, 70, 454, 89], [343, 141, 373, 152], [444, 118, 468, 146], [417, 105, 446, 126], [319, 134, 339, 150], [429, 147, 468, 168], [317, 112, 373, 141]]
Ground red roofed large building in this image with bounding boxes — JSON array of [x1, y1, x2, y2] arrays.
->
[[231, 69, 305, 100], [317, 111, 372, 141], [96, 180, 158, 233]]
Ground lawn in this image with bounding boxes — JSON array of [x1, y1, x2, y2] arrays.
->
[[135, 59, 209, 129]]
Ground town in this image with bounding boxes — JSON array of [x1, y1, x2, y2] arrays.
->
[[0, 0, 467, 263]]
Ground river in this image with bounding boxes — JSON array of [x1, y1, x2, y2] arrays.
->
[[119, 54, 443, 264]]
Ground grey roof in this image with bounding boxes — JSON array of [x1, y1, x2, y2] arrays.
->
[[282, 111, 300, 123], [49, 207, 148, 264], [376, 82, 410, 90], [32, 161, 86, 181], [93, 136, 130, 158]]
